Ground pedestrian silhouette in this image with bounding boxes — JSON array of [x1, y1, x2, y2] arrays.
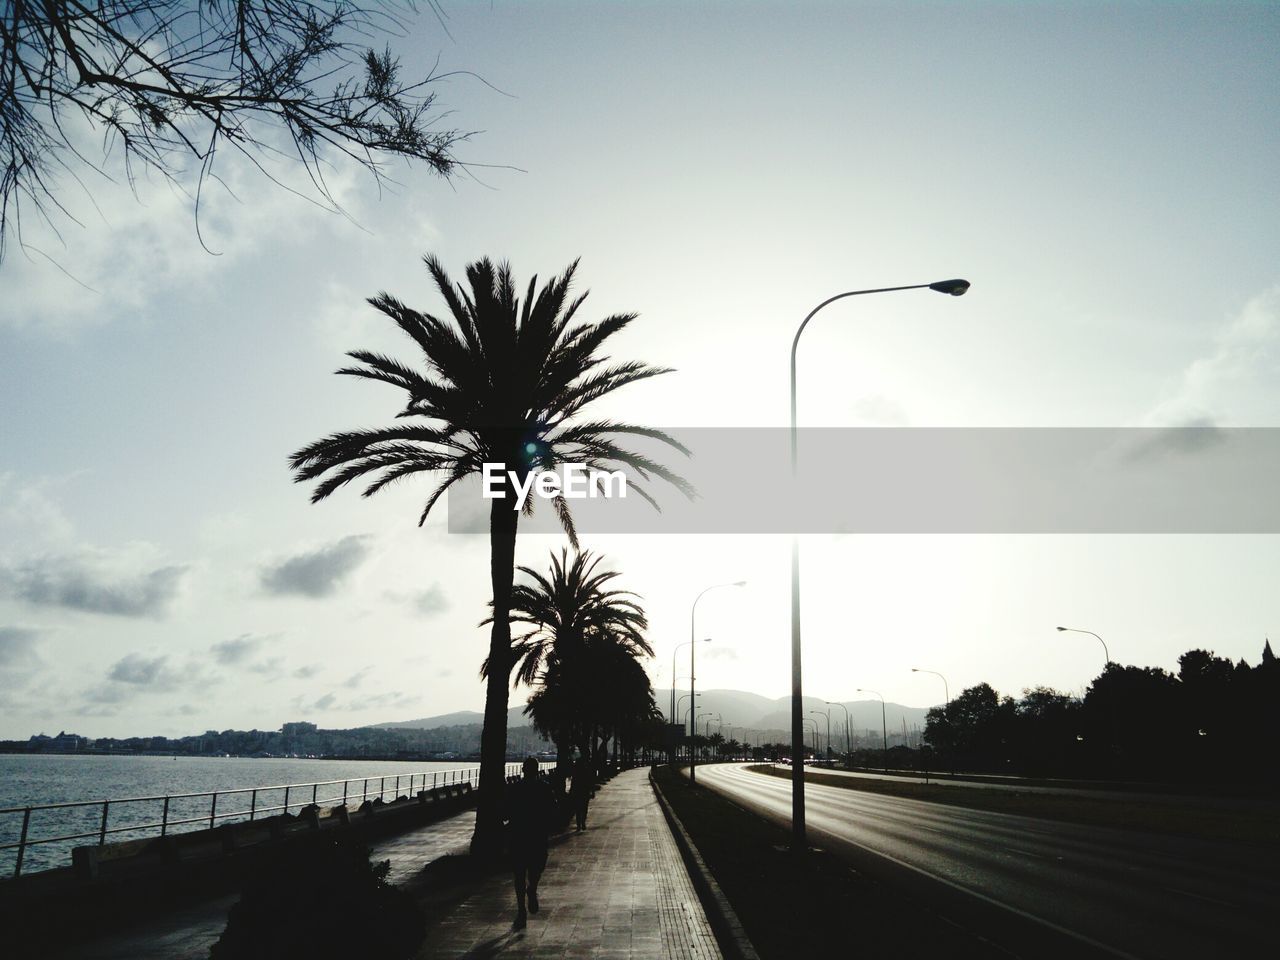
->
[[504, 757, 555, 930], [571, 754, 593, 832]]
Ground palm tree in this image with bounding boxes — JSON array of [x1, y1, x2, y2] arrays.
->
[[525, 626, 661, 776], [492, 548, 652, 780], [289, 256, 689, 854]]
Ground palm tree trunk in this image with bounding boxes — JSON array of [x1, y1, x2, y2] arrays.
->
[[472, 497, 518, 857]]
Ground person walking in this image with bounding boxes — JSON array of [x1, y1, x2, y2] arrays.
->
[[504, 757, 555, 930], [570, 753, 593, 832]]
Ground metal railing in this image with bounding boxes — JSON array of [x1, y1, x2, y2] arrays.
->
[[1, 763, 523, 878]]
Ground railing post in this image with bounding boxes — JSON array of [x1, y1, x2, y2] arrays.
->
[[14, 808, 31, 877], [363, 778, 368, 803], [209, 793, 217, 830], [342, 780, 348, 806], [312, 783, 318, 805], [380, 776, 385, 802], [161, 796, 170, 836], [99, 801, 109, 845], [250, 790, 257, 821], [395, 775, 400, 798], [284, 786, 290, 816]]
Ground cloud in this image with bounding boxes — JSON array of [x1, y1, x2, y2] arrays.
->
[[385, 582, 450, 616], [210, 634, 263, 665], [345, 691, 421, 712], [297, 689, 419, 713], [0, 474, 77, 548], [83, 651, 212, 705], [0, 550, 187, 617], [342, 667, 372, 689], [260, 535, 372, 598], [249, 657, 284, 677], [703, 646, 739, 661], [1146, 285, 1280, 427], [0, 114, 345, 337], [413, 584, 449, 616], [0, 627, 44, 700], [0, 626, 42, 670], [109, 653, 175, 686], [292, 663, 322, 679], [1121, 417, 1229, 463]]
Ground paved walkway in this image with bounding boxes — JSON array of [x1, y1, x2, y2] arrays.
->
[[49, 769, 722, 959], [417, 768, 723, 959]]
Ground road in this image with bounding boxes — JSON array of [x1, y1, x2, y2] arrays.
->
[[696, 763, 1279, 960]]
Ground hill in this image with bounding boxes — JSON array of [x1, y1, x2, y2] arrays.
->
[[371, 704, 534, 731], [370, 689, 931, 744]]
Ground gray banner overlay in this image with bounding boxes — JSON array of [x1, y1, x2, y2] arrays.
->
[[446, 428, 1280, 534]]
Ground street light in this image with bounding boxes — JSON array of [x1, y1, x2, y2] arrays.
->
[[671, 641, 710, 746], [858, 688, 889, 773], [1057, 626, 1111, 668], [695, 712, 714, 764], [790, 279, 970, 849], [802, 717, 819, 759], [809, 709, 831, 764], [826, 701, 852, 761], [912, 667, 952, 776], [911, 668, 950, 707], [691, 580, 745, 784], [679, 694, 702, 758]]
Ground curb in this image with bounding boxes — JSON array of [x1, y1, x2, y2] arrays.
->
[[650, 769, 761, 960]]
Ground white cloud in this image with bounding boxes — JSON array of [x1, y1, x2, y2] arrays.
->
[[1146, 285, 1280, 427], [0, 473, 78, 548]]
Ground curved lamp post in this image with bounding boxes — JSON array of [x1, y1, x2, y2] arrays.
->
[[1057, 626, 1110, 668], [802, 717, 820, 758], [912, 667, 952, 775], [671, 641, 709, 766], [695, 712, 714, 765], [826, 701, 852, 760], [858, 688, 889, 772], [690, 581, 745, 784], [809, 709, 831, 763], [790, 278, 969, 849], [679, 694, 702, 758], [911, 667, 950, 707]]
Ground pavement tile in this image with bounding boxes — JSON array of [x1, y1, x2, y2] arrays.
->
[[415, 767, 723, 959]]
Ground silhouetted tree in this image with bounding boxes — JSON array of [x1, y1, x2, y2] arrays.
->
[[1011, 686, 1081, 775], [491, 548, 651, 781], [1, 1, 468, 257], [1081, 664, 1183, 777], [291, 256, 688, 854]]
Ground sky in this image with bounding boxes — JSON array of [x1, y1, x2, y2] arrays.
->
[[2, 1, 1279, 738]]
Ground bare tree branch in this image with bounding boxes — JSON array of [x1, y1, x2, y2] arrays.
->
[[0, 1, 472, 260]]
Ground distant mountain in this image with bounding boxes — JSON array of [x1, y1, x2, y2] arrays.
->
[[371, 689, 931, 741], [371, 704, 533, 730], [655, 688, 931, 741]]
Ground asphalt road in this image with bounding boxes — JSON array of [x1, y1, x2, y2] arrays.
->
[[695, 763, 1279, 960]]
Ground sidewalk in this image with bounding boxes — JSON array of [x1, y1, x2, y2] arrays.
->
[[48, 768, 722, 960], [417, 767, 723, 959]]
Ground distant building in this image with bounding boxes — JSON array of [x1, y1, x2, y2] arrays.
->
[[281, 721, 318, 737], [29, 731, 86, 753]]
